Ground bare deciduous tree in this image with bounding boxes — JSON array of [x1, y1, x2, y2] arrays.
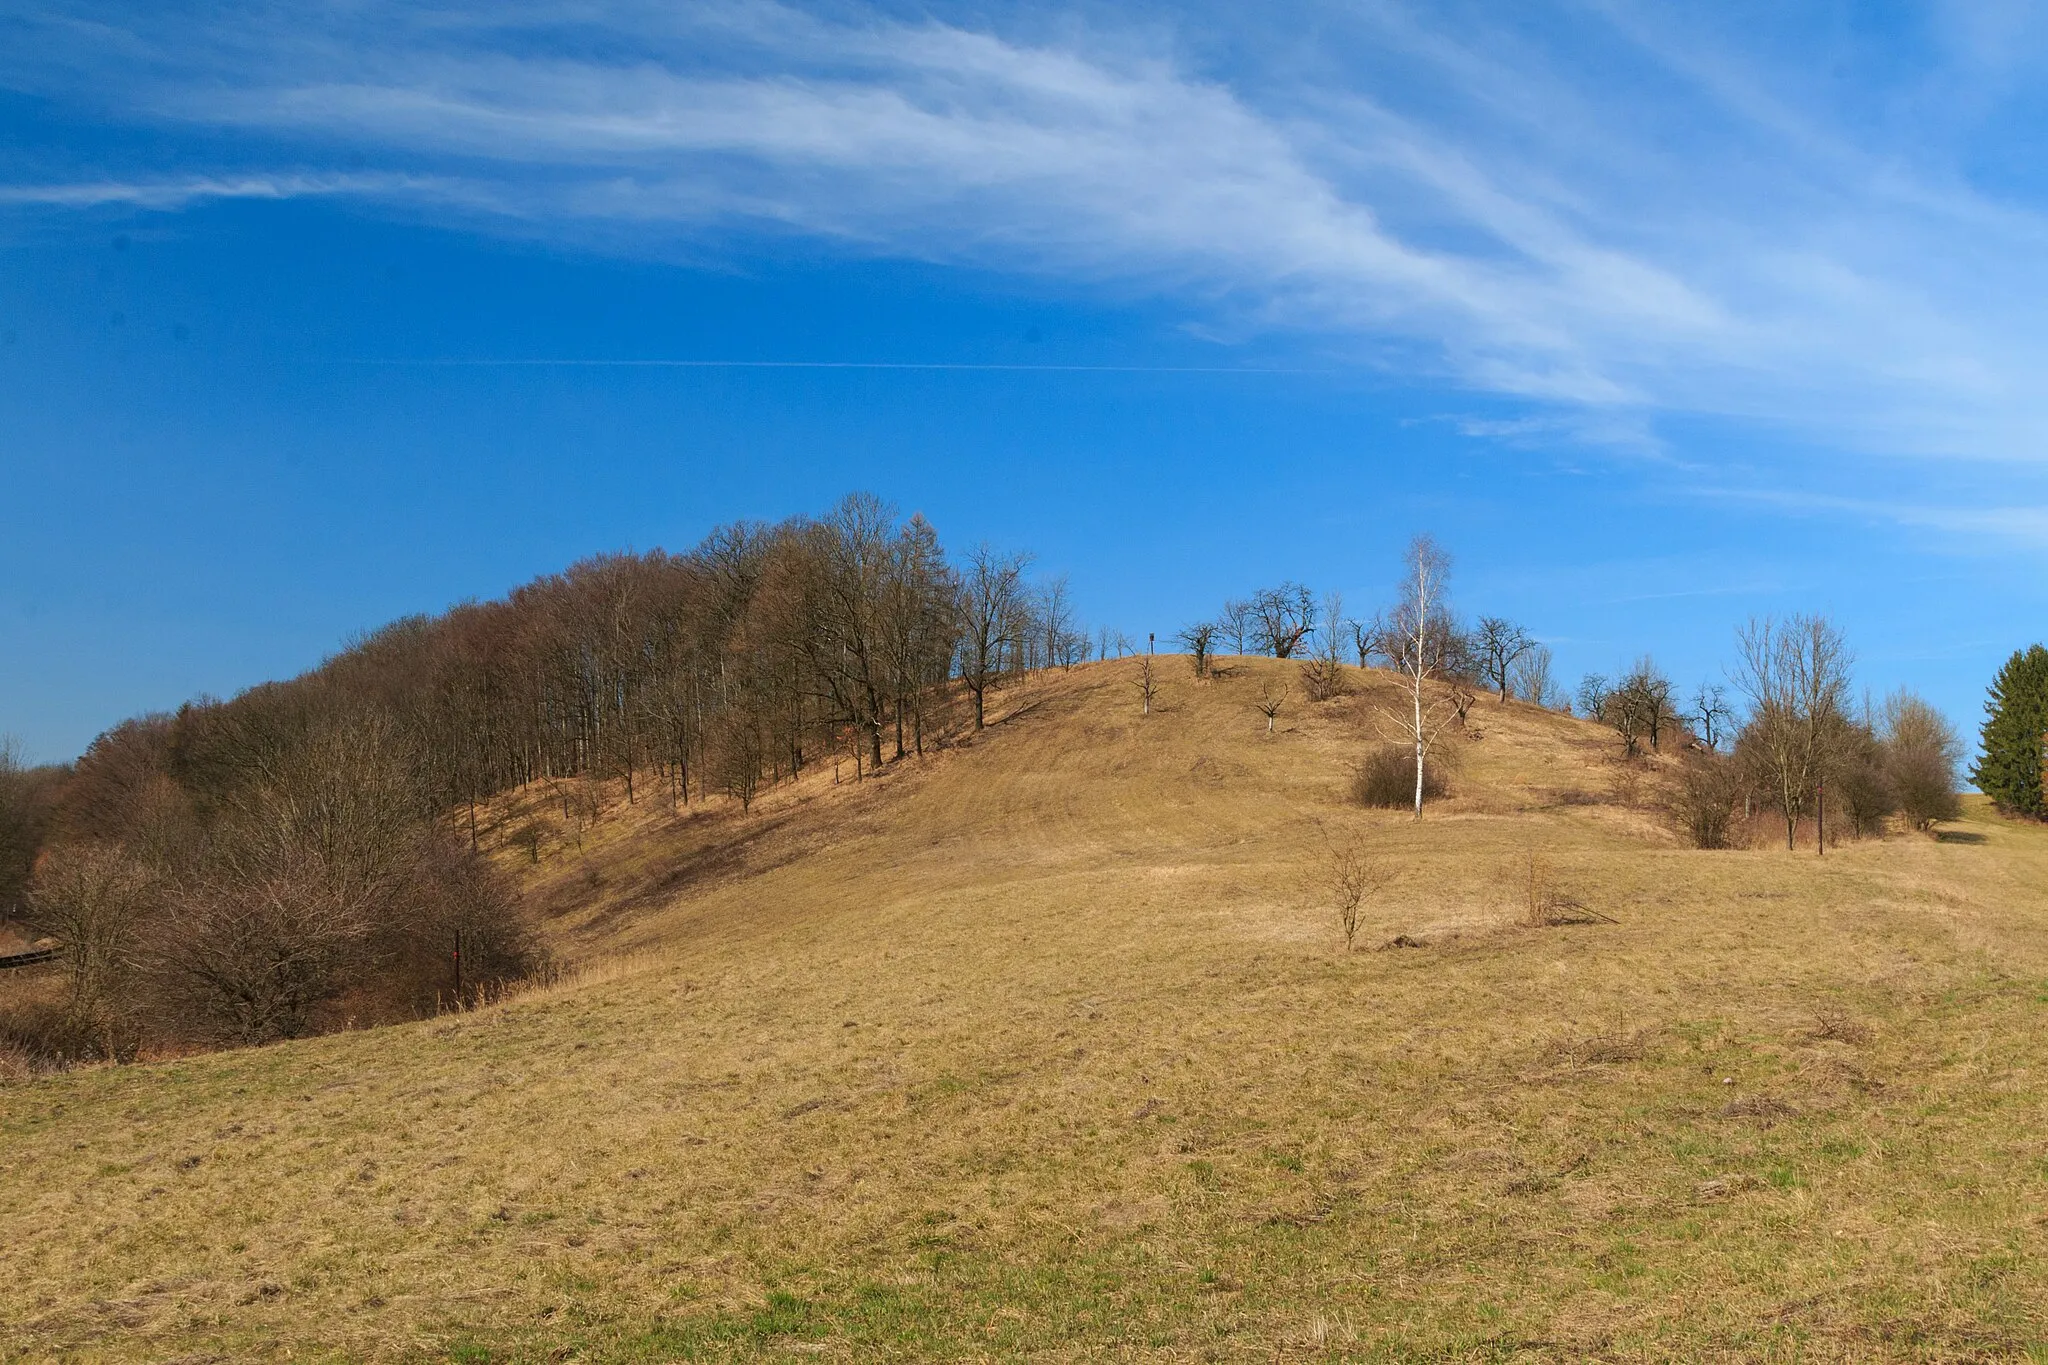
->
[[710, 710, 766, 812], [1135, 655, 1159, 715], [1732, 615, 1854, 853], [1351, 618, 1378, 667], [508, 818, 554, 864], [1037, 574, 1077, 673], [1254, 680, 1289, 733], [1250, 583, 1317, 658], [1381, 536, 1459, 818], [145, 714, 435, 1044], [1177, 622, 1217, 678], [155, 831, 380, 1046], [1449, 675, 1478, 729], [879, 513, 959, 759], [1510, 643, 1560, 709], [1689, 682, 1735, 751], [1321, 831, 1383, 951], [1473, 617, 1533, 703], [1300, 591, 1350, 701], [1578, 659, 1677, 757], [0, 737, 61, 919], [1576, 672, 1609, 720], [1218, 599, 1254, 655], [958, 544, 1032, 730], [24, 843, 157, 1058], [798, 492, 897, 770], [1879, 689, 1962, 830], [1667, 752, 1739, 849], [1595, 657, 1678, 756]]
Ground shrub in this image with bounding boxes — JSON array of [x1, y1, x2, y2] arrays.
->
[[1889, 746, 1962, 830], [22, 843, 156, 1056], [1300, 658, 1347, 703], [508, 818, 555, 864], [1352, 744, 1452, 809], [0, 992, 127, 1069], [378, 840, 536, 1013], [1831, 752, 1896, 840], [1668, 753, 1738, 849], [1881, 690, 1962, 830], [1321, 833, 1384, 950]]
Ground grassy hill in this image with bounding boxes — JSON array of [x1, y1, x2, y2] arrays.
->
[[7, 657, 2048, 1362]]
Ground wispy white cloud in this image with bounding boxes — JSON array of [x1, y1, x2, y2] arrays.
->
[[9, 0, 2048, 473], [1696, 483, 2048, 545], [0, 172, 434, 208]]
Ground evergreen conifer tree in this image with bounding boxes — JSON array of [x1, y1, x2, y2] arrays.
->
[[1972, 644, 2048, 816]]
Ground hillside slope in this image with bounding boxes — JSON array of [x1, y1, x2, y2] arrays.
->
[[7, 658, 2048, 1362]]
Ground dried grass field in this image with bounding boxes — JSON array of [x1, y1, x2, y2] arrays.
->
[[6, 657, 2048, 1362]]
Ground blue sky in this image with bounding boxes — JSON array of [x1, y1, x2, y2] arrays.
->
[[5, 0, 2048, 763]]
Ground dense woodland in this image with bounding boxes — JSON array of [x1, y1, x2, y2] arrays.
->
[[0, 499, 2001, 1069], [0, 494, 1074, 1063]]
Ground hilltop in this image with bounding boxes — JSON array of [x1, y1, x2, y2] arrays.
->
[[5, 657, 2048, 1362]]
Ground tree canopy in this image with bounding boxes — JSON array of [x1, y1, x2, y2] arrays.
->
[[1973, 644, 2048, 818]]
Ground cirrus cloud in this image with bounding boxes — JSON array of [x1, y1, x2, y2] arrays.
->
[[7, 0, 2048, 473]]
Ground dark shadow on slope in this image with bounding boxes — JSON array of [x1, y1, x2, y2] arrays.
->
[[535, 807, 815, 939]]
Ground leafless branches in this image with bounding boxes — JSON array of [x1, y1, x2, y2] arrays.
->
[[1689, 683, 1735, 751], [23, 843, 157, 1056], [1218, 599, 1253, 656], [1580, 658, 1679, 757], [1250, 583, 1317, 658], [1300, 591, 1350, 701], [959, 543, 1032, 730], [0, 737, 62, 920], [1880, 690, 1962, 829], [1732, 615, 1854, 853], [1474, 617, 1533, 703], [1667, 752, 1740, 849], [1177, 622, 1217, 678], [1511, 642, 1561, 709], [1321, 832, 1384, 951], [1253, 680, 1289, 733], [710, 712, 767, 812], [1519, 851, 1614, 927], [1380, 536, 1459, 818]]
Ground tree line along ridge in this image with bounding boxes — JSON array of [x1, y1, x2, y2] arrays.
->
[[0, 494, 2029, 1069]]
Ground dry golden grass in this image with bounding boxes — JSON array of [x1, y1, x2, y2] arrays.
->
[[8, 657, 2048, 1362]]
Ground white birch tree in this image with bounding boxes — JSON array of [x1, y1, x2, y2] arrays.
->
[[1380, 536, 1458, 819]]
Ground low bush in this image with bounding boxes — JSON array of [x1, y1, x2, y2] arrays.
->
[[1882, 690, 1963, 830], [1832, 752, 1896, 840], [0, 993, 130, 1070], [1353, 744, 1453, 809], [1668, 753, 1738, 849], [1889, 746, 1961, 830], [1300, 658, 1347, 702]]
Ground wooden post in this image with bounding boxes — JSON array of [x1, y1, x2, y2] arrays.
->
[[1816, 777, 1826, 856]]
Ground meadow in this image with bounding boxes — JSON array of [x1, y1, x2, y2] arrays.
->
[[5, 657, 2046, 1362]]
